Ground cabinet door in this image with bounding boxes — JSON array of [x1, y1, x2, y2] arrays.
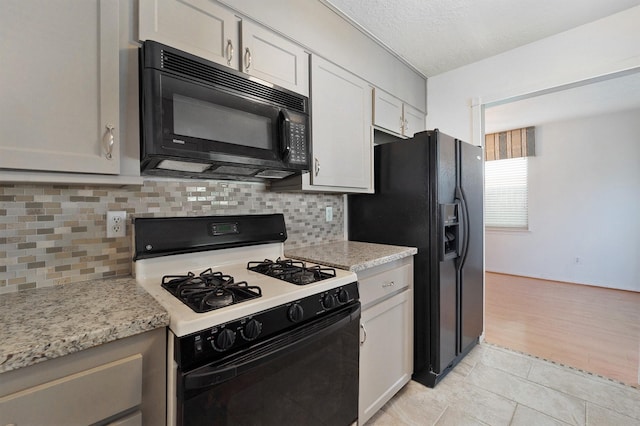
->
[[310, 56, 372, 190], [373, 88, 404, 136], [139, 0, 240, 68], [0, 0, 120, 175], [241, 20, 309, 96], [359, 290, 413, 425], [403, 103, 426, 137], [0, 355, 142, 426]]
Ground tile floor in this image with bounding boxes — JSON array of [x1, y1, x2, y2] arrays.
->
[[366, 342, 640, 426]]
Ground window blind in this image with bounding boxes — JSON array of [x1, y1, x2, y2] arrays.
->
[[485, 157, 528, 229]]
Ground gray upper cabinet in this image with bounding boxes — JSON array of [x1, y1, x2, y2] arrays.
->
[[373, 87, 426, 138], [139, 0, 240, 69], [139, 0, 309, 96], [272, 55, 373, 193], [402, 103, 427, 138], [0, 0, 120, 176], [310, 56, 372, 190], [240, 20, 309, 96]]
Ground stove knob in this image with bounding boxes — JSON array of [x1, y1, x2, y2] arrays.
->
[[242, 318, 262, 341], [322, 293, 337, 310], [337, 288, 350, 304], [213, 328, 236, 351], [288, 303, 304, 323]]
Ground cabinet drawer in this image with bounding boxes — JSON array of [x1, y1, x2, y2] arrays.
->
[[0, 354, 142, 425], [358, 263, 412, 308]]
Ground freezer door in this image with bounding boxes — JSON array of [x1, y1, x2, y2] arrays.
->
[[458, 141, 484, 353], [437, 258, 457, 373]]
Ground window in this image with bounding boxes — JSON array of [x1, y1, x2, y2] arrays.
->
[[484, 156, 528, 229]]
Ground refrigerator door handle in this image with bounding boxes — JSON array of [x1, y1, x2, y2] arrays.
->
[[455, 187, 470, 268]]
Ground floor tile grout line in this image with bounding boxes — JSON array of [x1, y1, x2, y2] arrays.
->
[[432, 405, 447, 426], [584, 400, 588, 426], [507, 402, 518, 426]]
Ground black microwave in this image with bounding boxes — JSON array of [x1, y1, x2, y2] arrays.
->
[[139, 40, 310, 181]]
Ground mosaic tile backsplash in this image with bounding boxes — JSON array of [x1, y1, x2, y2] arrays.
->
[[0, 179, 344, 293]]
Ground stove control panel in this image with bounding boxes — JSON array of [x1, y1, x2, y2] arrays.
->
[[176, 281, 359, 369]]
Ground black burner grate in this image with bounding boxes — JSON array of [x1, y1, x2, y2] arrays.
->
[[247, 258, 336, 285], [162, 268, 261, 313]]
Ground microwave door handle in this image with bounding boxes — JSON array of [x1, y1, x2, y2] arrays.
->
[[279, 110, 291, 160]]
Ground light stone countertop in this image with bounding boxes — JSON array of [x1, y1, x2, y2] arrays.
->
[[0, 277, 169, 374], [285, 241, 417, 272]]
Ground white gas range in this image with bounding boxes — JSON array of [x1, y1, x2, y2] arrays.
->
[[133, 214, 360, 426]]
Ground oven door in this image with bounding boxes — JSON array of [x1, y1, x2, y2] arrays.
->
[[177, 303, 360, 426]]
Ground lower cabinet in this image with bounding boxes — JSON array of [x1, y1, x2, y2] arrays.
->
[[357, 257, 414, 424], [0, 328, 166, 426]]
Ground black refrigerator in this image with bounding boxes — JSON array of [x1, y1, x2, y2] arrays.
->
[[349, 129, 483, 387]]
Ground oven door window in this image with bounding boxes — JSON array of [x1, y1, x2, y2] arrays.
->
[[178, 306, 359, 426], [161, 74, 281, 161]]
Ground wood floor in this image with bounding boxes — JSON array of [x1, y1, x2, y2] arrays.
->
[[484, 272, 640, 387]]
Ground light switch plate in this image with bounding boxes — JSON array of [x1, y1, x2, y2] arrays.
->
[[325, 206, 333, 222]]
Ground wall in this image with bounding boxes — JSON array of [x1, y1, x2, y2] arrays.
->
[[485, 108, 640, 292], [426, 5, 640, 143], [426, 5, 640, 291], [0, 179, 344, 294]]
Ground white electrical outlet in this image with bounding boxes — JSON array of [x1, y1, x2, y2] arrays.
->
[[325, 206, 333, 222], [106, 211, 127, 238]]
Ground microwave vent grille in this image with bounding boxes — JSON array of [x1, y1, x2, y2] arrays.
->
[[161, 50, 306, 113]]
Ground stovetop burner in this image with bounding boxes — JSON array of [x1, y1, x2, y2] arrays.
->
[[162, 268, 262, 313], [247, 258, 337, 285]]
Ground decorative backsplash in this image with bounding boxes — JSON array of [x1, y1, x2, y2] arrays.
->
[[0, 179, 344, 293]]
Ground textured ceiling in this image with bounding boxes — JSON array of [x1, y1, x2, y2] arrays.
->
[[323, 0, 640, 77]]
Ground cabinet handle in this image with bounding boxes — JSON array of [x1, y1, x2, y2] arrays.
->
[[404, 119, 409, 132], [382, 281, 395, 288], [244, 47, 252, 71], [103, 124, 115, 160], [314, 158, 320, 177], [226, 39, 234, 66], [360, 323, 367, 345]]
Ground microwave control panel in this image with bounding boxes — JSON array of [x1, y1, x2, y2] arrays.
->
[[288, 122, 308, 165]]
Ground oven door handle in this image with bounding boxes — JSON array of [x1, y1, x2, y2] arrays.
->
[[183, 303, 361, 392]]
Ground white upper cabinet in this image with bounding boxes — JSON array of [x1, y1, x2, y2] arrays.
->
[[139, 0, 240, 68], [272, 55, 373, 193], [373, 87, 426, 138], [0, 0, 120, 176], [139, 0, 309, 95], [402, 103, 426, 138], [373, 89, 404, 135], [309, 56, 373, 191], [240, 20, 309, 96]]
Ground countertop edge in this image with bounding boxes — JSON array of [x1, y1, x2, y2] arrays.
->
[[349, 248, 417, 272], [285, 241, 418, 272]]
